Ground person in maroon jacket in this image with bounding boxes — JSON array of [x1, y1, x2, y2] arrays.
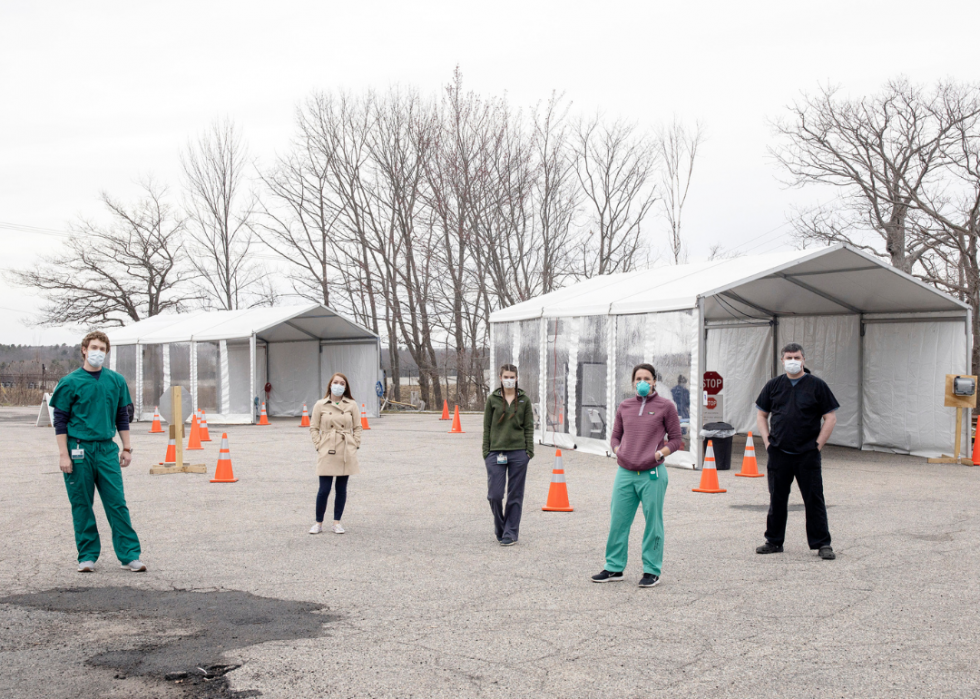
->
[[592, 363, 683, 588]]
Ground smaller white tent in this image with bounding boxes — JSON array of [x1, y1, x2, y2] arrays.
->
[[108, 304, 382, 424], [489, 244, 973, 466]]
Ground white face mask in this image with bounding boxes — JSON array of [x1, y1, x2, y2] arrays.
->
[[86, 349, 106, 369], [330, 383, 346, 397], [501, 378, 517, 389], [784, 359, 803, 375]]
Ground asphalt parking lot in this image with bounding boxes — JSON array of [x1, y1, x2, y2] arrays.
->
[[2, 407, 979, 698]]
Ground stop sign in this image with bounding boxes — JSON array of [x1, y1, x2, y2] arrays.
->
[[703, 371, 723, 395]]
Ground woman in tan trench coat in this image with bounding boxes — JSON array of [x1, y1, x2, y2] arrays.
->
[[308, 372, 362, 535]]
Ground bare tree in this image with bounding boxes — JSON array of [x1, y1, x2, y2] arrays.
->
[[574, 115, 659, 277], [894, 85, 980, 371], [772, 79, 971, 273], [658, 118, 704, 264], [533, 93, 578, 293], [9, 182, 191, 327], [255, 110, 342, 307], [182, 119, 260, 309]]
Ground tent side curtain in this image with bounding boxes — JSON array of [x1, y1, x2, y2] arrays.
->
[[862, 318, 968, 457]]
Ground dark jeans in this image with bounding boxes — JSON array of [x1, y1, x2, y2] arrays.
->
[[316, 475, 349, 522], [765, 446, 831, 549], [485, 450, 529, 541]]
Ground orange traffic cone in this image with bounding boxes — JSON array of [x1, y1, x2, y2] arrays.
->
[[258, 403, 270, 425], [210, 433, 238, 483], [149, 407, 165, 434], [299, 403, 310, 427], [186, 414, 203, 450], [735, 431, 764, 477], [199, 410, 212, 442], [542, 449, 573, 512], [440, 400, 450, 420], [448, 405, 464, 433], [693, 440, 727, 493], [972, 424, 980, 466], [159, 433, 177, 465], [360, 403, 371, 430]]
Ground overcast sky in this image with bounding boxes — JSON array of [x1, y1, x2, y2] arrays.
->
[[2, 0, 979, 345]]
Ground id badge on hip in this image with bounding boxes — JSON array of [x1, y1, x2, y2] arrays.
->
[[497, 453, 508, 465], [649, 465, 659, 480], [71, 443, 84, 461]]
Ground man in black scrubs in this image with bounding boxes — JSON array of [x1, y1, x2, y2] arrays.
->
[[755, 343, 839, 560]]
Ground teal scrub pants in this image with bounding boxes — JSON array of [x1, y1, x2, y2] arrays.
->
[[605, 465, 668, 576], [63, 438, 141, 564]]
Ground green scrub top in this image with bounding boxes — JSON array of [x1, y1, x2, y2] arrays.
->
[[50, 368, 133, 442]]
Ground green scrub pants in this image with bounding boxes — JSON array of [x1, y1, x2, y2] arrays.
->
[[605, 465, 668, 576], [63, 438, 141, 564]]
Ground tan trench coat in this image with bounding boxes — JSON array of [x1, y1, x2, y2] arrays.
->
[[310, 397, 362, 476]]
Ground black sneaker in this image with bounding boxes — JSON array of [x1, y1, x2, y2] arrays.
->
[[818, 546, 836, 560], [499, 537, 516, 546], [591, 570, 624, 583], [638, 574, 660, 588], [756, 542, 784, 554]]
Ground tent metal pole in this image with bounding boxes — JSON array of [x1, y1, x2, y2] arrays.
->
[[966, 308, 974, 459], [697, 297, 706, 468], [770, 317, 777, 380], [190, 341, 198, 415], [249, 333, 256, 424], [858, 314, 865, 450], [607, 313, 617, 457], [136, 343, 143, 420]]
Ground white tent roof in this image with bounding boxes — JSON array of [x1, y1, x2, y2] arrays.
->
[[490, 244, 969, 322], [109, 304, 378, 345]]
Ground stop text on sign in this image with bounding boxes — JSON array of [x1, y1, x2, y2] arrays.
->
[[703, 371, 723, 395]]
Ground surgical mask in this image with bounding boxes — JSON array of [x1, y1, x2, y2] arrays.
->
[[784, 359, 803, 375], [86, 350, 106, 368], [501, 379, 517, 389], [330, 383, 346, 397], [636, 380, 652, 397]]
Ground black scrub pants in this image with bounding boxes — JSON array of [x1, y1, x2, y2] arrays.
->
[[485, 450, 529, 541], [765, 446, 832, 549]]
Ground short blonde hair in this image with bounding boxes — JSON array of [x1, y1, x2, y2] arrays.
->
[[81, 331, 111, 355]]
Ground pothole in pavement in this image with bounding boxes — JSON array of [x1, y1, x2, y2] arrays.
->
[[1, 587, 335, 698]]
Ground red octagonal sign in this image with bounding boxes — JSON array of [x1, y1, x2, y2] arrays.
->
[[703, 371, 724, 395]]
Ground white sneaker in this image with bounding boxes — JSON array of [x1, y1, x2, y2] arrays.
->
[[332, 523, 345, 534], [77, 561, 95, 573], [309, 523, 323, 535], [121, 560, 147, 572]]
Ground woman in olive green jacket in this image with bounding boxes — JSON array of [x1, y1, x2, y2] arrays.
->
[[482, 364, 535, 546]]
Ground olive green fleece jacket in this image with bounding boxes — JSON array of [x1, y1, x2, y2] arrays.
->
[[482, 388, 535, 460]]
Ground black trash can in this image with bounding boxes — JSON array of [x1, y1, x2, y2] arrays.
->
[[702, 422, 735, 470]]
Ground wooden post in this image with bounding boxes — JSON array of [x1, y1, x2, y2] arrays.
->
[[150, 386, 207, 475], [927, 375, 977, 466]]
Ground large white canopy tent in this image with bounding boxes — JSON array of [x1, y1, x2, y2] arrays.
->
[[107, 304, 382, 424], [489, 244, 972, 467]]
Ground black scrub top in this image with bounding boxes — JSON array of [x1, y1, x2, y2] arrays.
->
[[755, 374, 839, 453]]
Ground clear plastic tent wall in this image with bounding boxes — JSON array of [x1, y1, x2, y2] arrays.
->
[[492, 311, 697, 467], [108, 305, 381, 425], [490, 245, 973, 465]]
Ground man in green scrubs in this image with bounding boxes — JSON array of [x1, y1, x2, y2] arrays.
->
[[51, 331, 145, 573]]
